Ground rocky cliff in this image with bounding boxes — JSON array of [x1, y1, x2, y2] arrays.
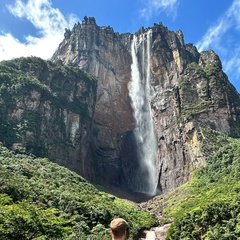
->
[[52, 17, 240, 194], [0, 57, 97, 179], [1, 17, 239, 196]]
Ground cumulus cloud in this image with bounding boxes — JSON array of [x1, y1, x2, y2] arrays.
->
[[139, 0, 179, 20], [0, 0, 80, 61]]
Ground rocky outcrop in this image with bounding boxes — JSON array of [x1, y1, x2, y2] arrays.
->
[[0, 57, 97, 180], [51, 17, 239, 193]]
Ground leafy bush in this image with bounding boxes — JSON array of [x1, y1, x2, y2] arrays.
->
[[0, 147, 155, 239], [165, 129, 240, 239]]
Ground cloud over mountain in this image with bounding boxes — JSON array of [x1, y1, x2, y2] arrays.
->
[[0, 0, 79, 60]]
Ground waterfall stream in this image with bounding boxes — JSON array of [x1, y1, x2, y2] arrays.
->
[[128, 30, 158, 196]]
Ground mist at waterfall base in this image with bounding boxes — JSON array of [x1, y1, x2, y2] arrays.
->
[[128, 30, 158, 196]]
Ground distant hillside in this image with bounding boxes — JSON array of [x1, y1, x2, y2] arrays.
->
[[0, 146, 155, 239]]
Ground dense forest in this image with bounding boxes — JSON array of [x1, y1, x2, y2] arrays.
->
[[0, 146, 155, 239]]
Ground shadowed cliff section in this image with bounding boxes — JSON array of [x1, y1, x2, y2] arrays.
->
[[52, 17, 240, 194], [0, 56, 97, 180]]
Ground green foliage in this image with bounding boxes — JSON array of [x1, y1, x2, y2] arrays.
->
[[164, 128, 240, 239], [178, 65, 211, 121], [182, 100, 210, 117], [0, 57, 97, 148], [179, 62, 203, 92], [179, 76, 192, 92], [187, 62, 201, 70], [0, 146, 155, 239], [200, 128, 229, 156], [204, 63, 219, 76], [0, 57, 155, 238], [0, 200, 71, 240], [167, 198, 240, 240]]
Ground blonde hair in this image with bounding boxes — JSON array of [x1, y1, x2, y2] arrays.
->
[[110, 218, 128, 237]]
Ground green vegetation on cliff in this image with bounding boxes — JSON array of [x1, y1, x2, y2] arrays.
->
[[158, 128, 240, 239], [0, 146, 155, 239], [0, 57, 97, 149]]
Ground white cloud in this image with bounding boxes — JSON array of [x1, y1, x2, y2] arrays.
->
[[196, 0, 240, 89], [196, 18, 230, 52], [222, 47, 240, 85], [0, 0, 80, 61], [227, 0, 240, 30], [139, 0, 179, 20], [196, 0, 240, 52], [223, 55, 240, 75]]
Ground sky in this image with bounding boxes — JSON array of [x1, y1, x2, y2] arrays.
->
[[0, 0, 240, 91]]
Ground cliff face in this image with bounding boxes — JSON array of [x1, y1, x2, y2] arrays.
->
[[50, 17, 239, 193], [52, 17, 136, 188], [0, 57, 97, 180], [0, 18, 214, 192], [0, 17, 239, 195]]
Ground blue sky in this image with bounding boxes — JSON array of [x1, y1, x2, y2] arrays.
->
[[0, 0, 240, 92]]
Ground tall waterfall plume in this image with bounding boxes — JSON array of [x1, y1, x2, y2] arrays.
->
[[128, 30, 158, 196]]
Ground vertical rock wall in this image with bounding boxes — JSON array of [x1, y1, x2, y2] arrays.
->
[[0, 57, 97, 180], [52, 17, 136, 188], [52, 17, 240, 193]]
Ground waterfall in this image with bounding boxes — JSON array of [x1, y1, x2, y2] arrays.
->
[[128, 30, 158, 196]]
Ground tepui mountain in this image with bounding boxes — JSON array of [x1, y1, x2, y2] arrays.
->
[[1, 16, 240, 196]]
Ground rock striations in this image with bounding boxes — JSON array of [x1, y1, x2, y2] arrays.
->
[[52, 17, 240, 194], [0, 57, 97, 180], [1, 16, 239, 195]]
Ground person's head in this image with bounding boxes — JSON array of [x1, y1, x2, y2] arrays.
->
[[110, 218, 128, 239]]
